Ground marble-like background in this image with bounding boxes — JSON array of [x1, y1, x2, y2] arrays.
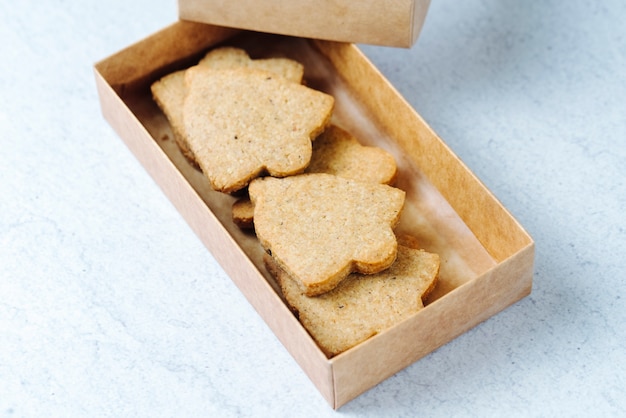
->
[[1, 0, 624, 416]]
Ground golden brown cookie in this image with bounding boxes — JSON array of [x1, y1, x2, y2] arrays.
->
[[198, 47, 304, 83], [231, 196, 255, 229], [265, 242, 440, 357], [307, 125, 397, 185], [151, 69, 195, 164], [183, 67, 334, 193], [249, 173, 405, 296], [396, 234, 439, 300], [151, 47, 305, 168]]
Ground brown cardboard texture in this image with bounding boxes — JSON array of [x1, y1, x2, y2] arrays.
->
[[178, 0, 432, 47], [94, 20, 534, 409]]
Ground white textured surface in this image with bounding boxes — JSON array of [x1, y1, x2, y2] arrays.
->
[[1, 0, 625, 416]]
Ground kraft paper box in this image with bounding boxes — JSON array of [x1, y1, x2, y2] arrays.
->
[[94, 20, 534, 409], [178, 0, 432, 47]]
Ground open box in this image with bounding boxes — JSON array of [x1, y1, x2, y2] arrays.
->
[[94, 20, 534, 409]]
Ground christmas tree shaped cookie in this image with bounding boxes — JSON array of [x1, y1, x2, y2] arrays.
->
[[151, 46, 305, 167], [249, 173, 405, 296], [265, 238, 439, 357], [183, 67, 334, 193]]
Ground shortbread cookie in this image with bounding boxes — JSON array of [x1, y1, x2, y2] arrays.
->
[[151, 47, 305, 167], [396, 234, 439, 300], [183, 67, 334, 193], [232, 196, 255, 229], [249, 173, 405, 296], [265, 242, 440, 357], [198, 47, 304, 83], [231, 124, 398, 228], [308, 125, 397, 185], [151, 69, 195, 163]]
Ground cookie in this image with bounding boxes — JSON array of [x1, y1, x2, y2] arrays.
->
[[232, 196, 255, 229], [151, 47, 305, 167], [307, 124, 397, 185], [265, 241, 440, 357], [183, 67, 334, 193], [396, 234, 439, 301], [249, 173, 405, 296], [198, 47, 304, 84], [151, 69, 195, 163]]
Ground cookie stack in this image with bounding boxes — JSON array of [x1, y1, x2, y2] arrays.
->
[[151, 47, 440, 357]]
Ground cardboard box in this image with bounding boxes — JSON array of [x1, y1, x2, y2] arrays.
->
[[94, 20, 534, 409], [178, 0, 432, 47]]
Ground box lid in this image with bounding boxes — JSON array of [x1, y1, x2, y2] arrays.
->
[[178, 0, 431, 48]]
